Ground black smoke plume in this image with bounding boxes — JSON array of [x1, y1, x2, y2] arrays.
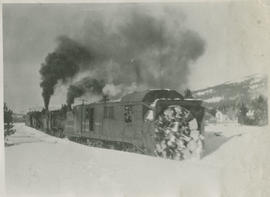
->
[[39, 36, 92, 109], [66, 77, 105, 107], [40, 6, 206, 108]]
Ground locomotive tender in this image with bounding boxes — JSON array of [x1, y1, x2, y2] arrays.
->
[[25, 89, 205, 159]]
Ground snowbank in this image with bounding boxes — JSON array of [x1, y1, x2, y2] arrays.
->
[[194, 89, 213, 96], [204, 96, 224, 103], [202, 124, 270, 197], [4, 123, 270, 197]]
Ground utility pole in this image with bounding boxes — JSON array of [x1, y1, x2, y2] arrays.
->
[[159, 24, 163, 89], [79, 99, 86, 136]]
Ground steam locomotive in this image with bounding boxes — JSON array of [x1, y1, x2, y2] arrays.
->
[[25, 89, 205, 160]]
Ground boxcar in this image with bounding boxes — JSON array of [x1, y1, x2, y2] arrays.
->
[[64, 89, 205, 156]]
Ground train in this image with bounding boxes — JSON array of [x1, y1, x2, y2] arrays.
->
[[25, 89, 205, 160]]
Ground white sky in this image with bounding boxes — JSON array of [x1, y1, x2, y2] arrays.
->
[[2, 2, 270, 113]]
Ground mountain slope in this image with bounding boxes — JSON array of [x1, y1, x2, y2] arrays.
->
[[193, 74, 268, 107]]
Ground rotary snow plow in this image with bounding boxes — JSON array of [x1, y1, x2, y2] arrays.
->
[[143, 98, 205, 161], [153, 105, 203, 160]]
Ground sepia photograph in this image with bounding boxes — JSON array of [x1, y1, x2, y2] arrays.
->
[[2, 1, 270, 197]]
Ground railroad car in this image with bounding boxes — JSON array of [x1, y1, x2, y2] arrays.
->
[[25, 111, 44, 129], [25, 109, 66, 137], [64, 89, 205, 158]]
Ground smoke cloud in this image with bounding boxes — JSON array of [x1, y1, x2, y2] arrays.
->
[[39, 36, 92, 109], [66, 77, 105, 106], [40, 6, 205, 108]]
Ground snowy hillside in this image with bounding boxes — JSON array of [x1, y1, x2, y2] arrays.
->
[[4, 123, 270, 197], [193, 74, 268, 106]]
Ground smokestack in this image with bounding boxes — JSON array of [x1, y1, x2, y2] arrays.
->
[[102, 94, 109, 102]]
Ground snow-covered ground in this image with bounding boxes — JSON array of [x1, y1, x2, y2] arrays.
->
[[4, 123, 270, 197], [204, 96, 224, 103]]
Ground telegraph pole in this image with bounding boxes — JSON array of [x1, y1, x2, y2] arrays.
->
[[159, 24, 163, 89], [79, 99, 86, 136]]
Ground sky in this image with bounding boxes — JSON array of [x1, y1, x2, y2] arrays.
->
[[3, 2, 269, 113]]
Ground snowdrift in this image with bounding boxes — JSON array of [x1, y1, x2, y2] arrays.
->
[[4, 123, 270, 197]]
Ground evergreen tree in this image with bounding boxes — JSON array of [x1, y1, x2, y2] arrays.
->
[[251, 95, 268, 126], [4, 103, 14, 137], [238, 103, 248, 124]]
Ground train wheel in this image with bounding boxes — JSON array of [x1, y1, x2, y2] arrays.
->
[[86, 139, 92, 146], [125, 145, 135, 153], [154, 105, 203, 161], [59, 130, 65, 138], [96, 141, 103, 148], [55, 130, 60, 137], [68, 137, 75, 142]]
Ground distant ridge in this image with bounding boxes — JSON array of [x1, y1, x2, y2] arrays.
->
[[192, 74, 268, 108]]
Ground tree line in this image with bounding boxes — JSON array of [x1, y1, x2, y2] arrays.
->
[[4, 102, 15, 138]]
